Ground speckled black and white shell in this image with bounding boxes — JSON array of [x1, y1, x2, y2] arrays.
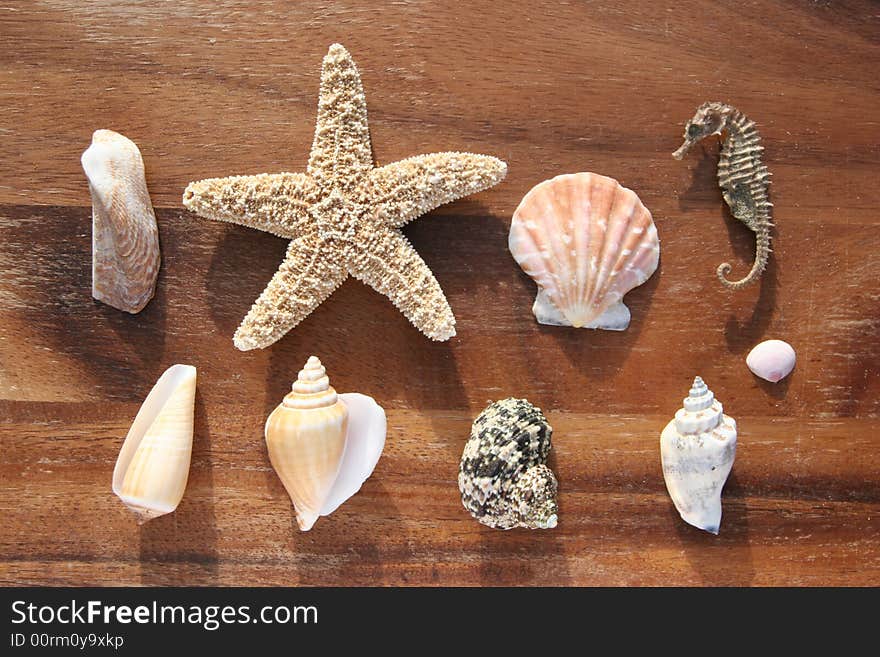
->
[[458, 398, 558, 530]]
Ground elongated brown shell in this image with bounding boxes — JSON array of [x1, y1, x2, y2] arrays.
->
[[81, 129, 161, 313]]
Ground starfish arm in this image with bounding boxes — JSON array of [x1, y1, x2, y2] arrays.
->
[[369, 152, 507, 228], [349, 229, 456, 341], [182, 173, 316, 239], [307, 44, 373, 186], [233, 234, 347, 350]]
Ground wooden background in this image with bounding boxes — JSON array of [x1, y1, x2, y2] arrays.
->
[[1, 1, 878, 586]]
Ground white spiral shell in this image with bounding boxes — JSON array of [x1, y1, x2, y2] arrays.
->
[[660, 377, 737, 534]]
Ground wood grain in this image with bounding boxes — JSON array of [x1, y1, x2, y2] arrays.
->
[[1, 0, 878, 586]]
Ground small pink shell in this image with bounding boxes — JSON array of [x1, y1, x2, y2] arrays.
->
[[746, 340, 796, 383]]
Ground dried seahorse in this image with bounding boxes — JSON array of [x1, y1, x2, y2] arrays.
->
[[673, 102, 773, 290]]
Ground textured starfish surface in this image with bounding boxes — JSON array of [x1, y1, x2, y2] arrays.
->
[[183, 44, 507, 350]]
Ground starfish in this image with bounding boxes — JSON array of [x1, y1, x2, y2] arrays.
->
[[183, 44, 507, 350]]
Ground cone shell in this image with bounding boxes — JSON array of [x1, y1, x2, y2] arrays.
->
[[509, 172, 659, 330], [81, 129, 161, 313], [112, 364, 197, 524], [660, 377, 737, 534]]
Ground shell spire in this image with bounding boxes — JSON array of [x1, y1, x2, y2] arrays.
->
[[674, 375, 724, 435]]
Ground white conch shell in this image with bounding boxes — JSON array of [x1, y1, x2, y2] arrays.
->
[[747, 339, 796, 383], [112, 364, 197, 524], [660, 376, 737, 534], [81, 129, 161, 313], [265, 356, 386, 531], [509, 172, 659, 330]]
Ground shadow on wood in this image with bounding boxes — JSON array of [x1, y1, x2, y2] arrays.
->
[[671, 471, 755, 586], [138, 388, 218, 584], [724, 255, 778, 356], [205, 222, 289, 339]]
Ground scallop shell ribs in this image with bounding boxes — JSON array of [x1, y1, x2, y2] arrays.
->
[[509, 173, 659, 330]]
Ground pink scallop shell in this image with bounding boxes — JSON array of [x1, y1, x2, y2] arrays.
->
[[508, 173, 660, 329]]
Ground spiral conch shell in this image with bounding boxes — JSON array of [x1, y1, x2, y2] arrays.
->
[[113, 364, 197, 524], [81, 129, 161, 313], [266, 356, 386, 531], [509, 173, 659, 330], [660, 377, 737, 534]]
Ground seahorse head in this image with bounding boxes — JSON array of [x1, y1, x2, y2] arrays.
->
[[672, 101, 732, 160]]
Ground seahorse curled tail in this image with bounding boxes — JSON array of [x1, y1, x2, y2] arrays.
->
[[717, 228, 771, 290]]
